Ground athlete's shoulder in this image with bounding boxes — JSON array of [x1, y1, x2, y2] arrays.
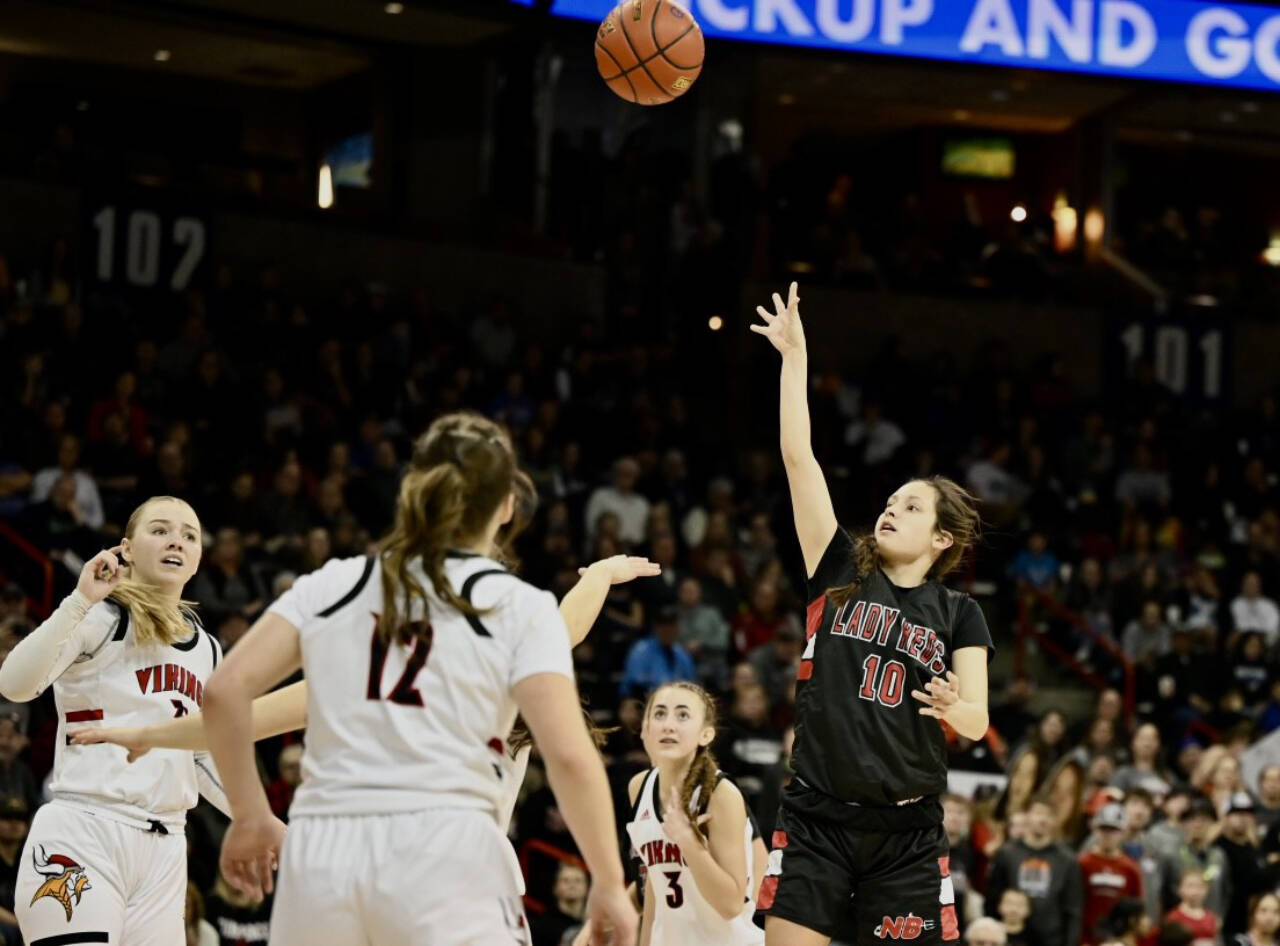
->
[[628, 768, 652, 805], [708, 775, 745, 814]]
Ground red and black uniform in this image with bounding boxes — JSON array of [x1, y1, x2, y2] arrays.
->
[[759, 527, 993, 942]]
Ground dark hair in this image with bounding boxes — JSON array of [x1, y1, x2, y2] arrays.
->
[[1155, 920, 1193, 946], [644, 681, 720, 841], [828, 476, 981, 607], [377, 412, 520, 644], [1247, 892, 1280, 931], [1098, 898, 1146, 939], [1126, 787, 1155, 808], [507, 704, 616, 757]]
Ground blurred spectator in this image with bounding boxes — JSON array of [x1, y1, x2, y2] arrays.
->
[[531, 862, 587, 946], [1215, 793, 1268, 939], [584, 457, 649, 547], [618, 605, 695, 701], [1230, 573, 1280, 648], [1164, 797, 1229, 918], [1004, 710, 1068, 815], [997, 888, 1033, 946], [0, 795, 26, 945], [1255, 765, 1280, 832], [0, 717, 37, 814], [714, 683, 782, 814], [985, 797, 1084, 946], [1165, 869, 1219, 946], [1115, 444, 1172, 511], [1122, 601, 1173, 665], [267, 744, 303, 822], [1008, 530, 1061, 594], [674, 577, 730, 689], [192, 528, 266, 629], [943, 793, 980, 923], [1079, 804, 1144, 946], [204, 872, 271, 946], [746, 624, 803, 712], [30, 434, 104, 530], [734, 579, 800, 662], [1235, 892, 1280, 946]]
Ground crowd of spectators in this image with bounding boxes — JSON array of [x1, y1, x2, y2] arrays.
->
[[0, 215, 1278, 946]]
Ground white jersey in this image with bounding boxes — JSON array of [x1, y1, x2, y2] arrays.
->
[[270, 552, 572, 821], [47, 600, 226, 829], [626, 768, 764, 946]]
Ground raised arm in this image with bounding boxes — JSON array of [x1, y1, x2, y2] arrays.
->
[[562, 556, 661, 646], [751, 282, 838, 577]]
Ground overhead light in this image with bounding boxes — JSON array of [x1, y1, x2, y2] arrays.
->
[[318, 164, 334, 209], [154, 49, 171, 62], [384, 2, 404, 12], [1263, 236, 1280, 266], [1052, 193, 1078, 253], [1187, 294, 1219, 307], [1010, 204, 1028, 223], [708, 315, 724, 331], [953, 109, 970, 121], [1083, 207, 1105, 245]]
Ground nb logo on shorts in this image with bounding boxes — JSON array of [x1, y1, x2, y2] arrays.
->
[[875, 914, 934, 940], [30, 844, 92, 921]]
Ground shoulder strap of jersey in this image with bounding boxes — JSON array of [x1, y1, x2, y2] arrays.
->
[[108, 598, 130, 642], [207, 632, 220, 669], [317, 555, 376, 618], [458, 568, 511, 638]]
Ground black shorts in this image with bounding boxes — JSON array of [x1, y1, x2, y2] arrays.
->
[[757, 784, 960, 943]]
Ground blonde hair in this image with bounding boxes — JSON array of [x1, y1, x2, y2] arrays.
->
[[109, 496, 201, 646], [643, 681, 720, 841], [377, 412, 523, 645]]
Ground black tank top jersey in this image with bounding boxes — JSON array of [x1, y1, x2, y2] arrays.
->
[[792, 527, 994, 807]]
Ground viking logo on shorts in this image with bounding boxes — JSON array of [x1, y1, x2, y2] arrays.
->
[[875, 913, 934, 940], [30, 845, 92, 921]]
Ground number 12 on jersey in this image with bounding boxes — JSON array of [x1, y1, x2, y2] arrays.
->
[[367, 621, 433, 707]]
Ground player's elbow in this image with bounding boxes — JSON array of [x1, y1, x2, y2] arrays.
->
[[203, 665, 249, 712], [0, 667, 35, 703], [713, 897, 741, 921]]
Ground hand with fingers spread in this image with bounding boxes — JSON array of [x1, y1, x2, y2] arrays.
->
[[219, 809, 286, 901], [661, 786, 711, 851], [578, 555, 662, 585], [76, 546, 126, 604], [750, 281, 806, 357], [912, 671, 963, 724], [68, 725, 153, 762]]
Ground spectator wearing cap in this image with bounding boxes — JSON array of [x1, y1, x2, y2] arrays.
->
[[1079, 803, 1145, 945], [1115, 788, 1168, 922], [618, 604, 695, 701], [1163, 796, 1230, 919], [0, 716, 36, 817], [1216, 792, 1268, 938]]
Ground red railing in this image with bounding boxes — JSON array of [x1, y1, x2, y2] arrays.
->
[[1014, 585, 1136, 724], [0, 521, 55, 617], [518, 838, 589, 915]]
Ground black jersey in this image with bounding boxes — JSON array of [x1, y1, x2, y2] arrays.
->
[[792, 527, 993, 807]]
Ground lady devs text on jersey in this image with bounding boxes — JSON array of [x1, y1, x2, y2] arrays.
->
[[617, 0, 1280, 91]]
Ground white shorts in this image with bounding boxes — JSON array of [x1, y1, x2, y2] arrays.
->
[[269, 809, 532, 946], [16, 800, 187, 946]]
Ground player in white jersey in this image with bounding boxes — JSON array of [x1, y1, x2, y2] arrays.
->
[[625, 681, 764, 946], [71, 551, 660, 842], [0, 496, 264, 946], [198, 411, 637, 946]]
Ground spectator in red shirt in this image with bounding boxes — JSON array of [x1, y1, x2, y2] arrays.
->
[[1166, 869, 1221, 946], [1081, 803, 1146, 945]]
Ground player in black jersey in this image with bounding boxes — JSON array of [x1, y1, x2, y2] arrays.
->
[[750, 283, 994, 946]]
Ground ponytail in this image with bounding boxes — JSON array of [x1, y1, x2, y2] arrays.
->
[[379, 411, 522, 645]]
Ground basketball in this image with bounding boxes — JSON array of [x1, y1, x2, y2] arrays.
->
[[595, 0, 704, 106]]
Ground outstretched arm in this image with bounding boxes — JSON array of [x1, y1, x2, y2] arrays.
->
[[752, 283, 838, 577], [562, 556, 661, 646]]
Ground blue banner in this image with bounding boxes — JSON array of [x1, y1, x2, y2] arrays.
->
[[512, 0, 1280, 92]]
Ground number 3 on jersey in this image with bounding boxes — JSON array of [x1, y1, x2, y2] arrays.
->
[[663, 870, 684, 908], [367, 620, 433, 706]]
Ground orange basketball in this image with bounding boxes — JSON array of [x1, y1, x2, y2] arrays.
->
[[595, 0, 704, 106]]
